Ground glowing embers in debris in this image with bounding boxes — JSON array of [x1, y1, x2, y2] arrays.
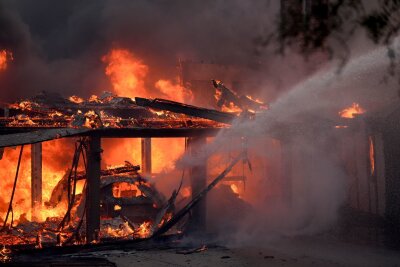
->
[[339, 102, 366, 118], [135, 221, 152, 238], [102, 218, 134, 239], [0, 49, 13, 71], [0, 245, 11, 263], [112, 182, 144, 198], [68, 95, 84, 104]]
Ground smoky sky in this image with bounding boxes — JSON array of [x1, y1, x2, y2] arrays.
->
[[0, 0, 277, 101]]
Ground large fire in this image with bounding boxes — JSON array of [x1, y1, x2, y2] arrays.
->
[[0, 47, 227, 248], [102, 48, 192, 103], [101, 48, 188, 175], [102, 49, 149, 99], [0, 139, 75, 224], [339, 102, 366, 118], [0, 49, 13, 71]]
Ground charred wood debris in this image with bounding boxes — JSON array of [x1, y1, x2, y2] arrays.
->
[[0, 81, 260, 259]]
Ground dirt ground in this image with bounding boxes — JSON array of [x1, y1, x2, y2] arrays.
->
[[7, 236, 400, 266], [91, 237, 400, 267]]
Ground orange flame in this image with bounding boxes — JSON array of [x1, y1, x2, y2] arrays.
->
[[105, 221, 134, 238], [214, 90, 242, 113], [0, 139, 76, 225], [155, 79, 193, 103], [136, 221, 152, 238], [230, 184, 239, 195], [102, 48, 149, 99], [0, 50, 13, 71], [180, 186, 191, 198], [339, 103, 366, 118], [69, 95, 84, 104], [102, 48, 193, 104]]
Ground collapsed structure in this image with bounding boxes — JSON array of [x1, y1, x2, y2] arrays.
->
[[1, 72, 399, 262], [0, 82, 259, 258]]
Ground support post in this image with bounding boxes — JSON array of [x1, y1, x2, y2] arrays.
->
[[187, 136, 207, 232], [31, 143, 42, 221], [86, 135, 101, 243], [141, 138, 152, 175]]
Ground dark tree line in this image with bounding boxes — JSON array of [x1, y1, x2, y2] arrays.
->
[[255, 0, 400, 63]]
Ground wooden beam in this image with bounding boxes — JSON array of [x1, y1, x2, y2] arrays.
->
[[141, 138, 152, 175], [86, 135, 102, 243], [31, 143, 42, 221], [187, 136, 207, 232], [0, 128, 91, 148], [0, 127, 222, 140], [135, 97, 236, 124]]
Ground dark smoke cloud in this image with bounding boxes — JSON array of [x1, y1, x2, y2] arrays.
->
[[0, 0, 277, 101]]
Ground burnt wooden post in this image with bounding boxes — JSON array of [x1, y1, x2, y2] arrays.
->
[[86, 135, 101, 243], [141, 138, 152, 175], [187, 136, 207, 232], [31, 143, 42, 221]]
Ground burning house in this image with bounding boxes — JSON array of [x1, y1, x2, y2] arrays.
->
[[1, 0, 400, 266]]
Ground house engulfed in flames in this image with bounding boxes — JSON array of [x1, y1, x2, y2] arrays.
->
[[0, 75, 268, 253], [0, 48, 399, 261], [0, 90, 233, 247]]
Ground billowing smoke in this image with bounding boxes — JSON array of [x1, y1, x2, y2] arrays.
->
[[0, 0, 395, 247], [0, 0, 278, 101], [175, 35, 397, 245]]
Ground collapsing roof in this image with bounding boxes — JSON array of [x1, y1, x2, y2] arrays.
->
[[0, 89, 238, 147]]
